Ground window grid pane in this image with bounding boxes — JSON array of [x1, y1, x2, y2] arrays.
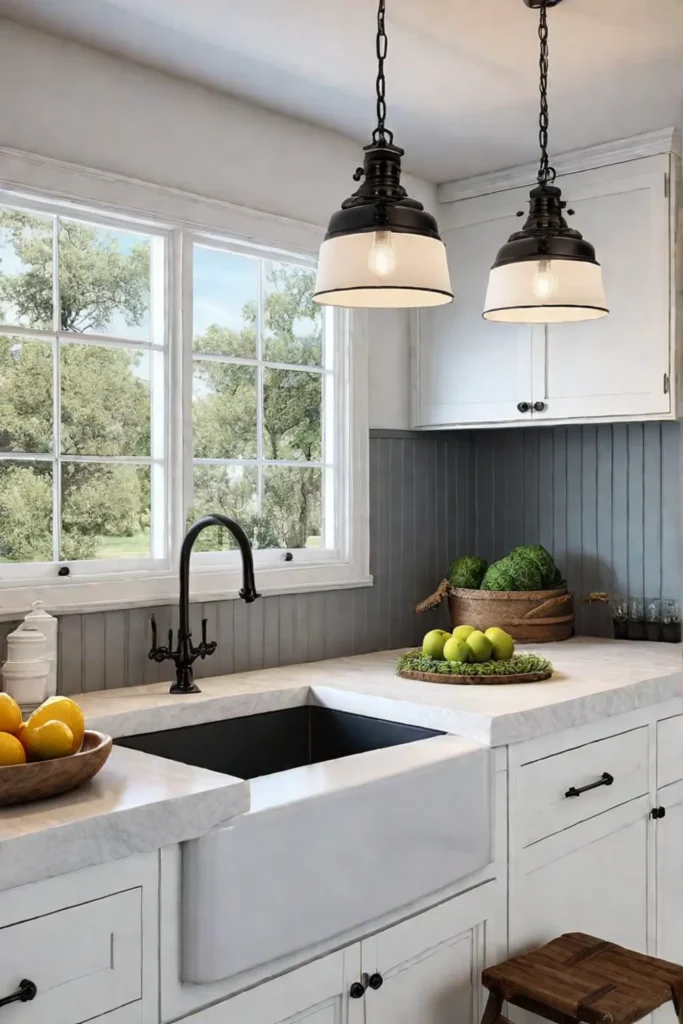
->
[[191, 244, 330, 553], [0, 199, 166, 566]]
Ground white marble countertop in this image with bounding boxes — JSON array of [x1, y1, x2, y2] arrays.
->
[[81, 636, 682, 747], [0, 637, 679, 891], [0, 743, 249, 892]]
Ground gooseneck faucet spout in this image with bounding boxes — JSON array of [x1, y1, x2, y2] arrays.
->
[[149, 514, 259, 694]]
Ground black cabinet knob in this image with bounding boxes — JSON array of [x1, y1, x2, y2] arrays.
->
[[533, 401, 546, 412], [368, 973, 384, 990], [349, 982, 366, 999], [517, 402, 531, 413], [651, 807, 666, 819], [0, 980, 37, 1008]]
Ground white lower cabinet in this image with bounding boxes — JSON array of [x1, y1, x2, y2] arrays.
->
[[361, 885, 495, 1024], [656, 780, 683, 966], [511, 796, 650, 957], [654, 780, 683, 1024], [183, 883, 497, 1024], [0, 854, 158, 1024]]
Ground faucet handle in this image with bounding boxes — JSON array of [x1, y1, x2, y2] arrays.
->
[[148, 615, 174, 663]]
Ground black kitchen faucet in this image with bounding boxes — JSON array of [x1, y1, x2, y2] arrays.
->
[[149, 514, 259, 694]]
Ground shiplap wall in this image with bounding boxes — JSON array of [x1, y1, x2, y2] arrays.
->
[[1, 423, 679, 692], [0, 432, 466, 694], [467, 422, 681, 637]]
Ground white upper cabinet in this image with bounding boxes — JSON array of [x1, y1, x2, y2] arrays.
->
[[414, 137, 679, 430], [413, 185, 534, 427], [534, 155, 672, 422]]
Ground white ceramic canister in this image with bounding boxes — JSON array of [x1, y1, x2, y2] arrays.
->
[[22, 601, 58, 697], [5, 622, 47, 664], [2, 658, 50, 709]]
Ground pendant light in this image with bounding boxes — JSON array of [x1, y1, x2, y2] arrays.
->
[[483, 0, 608, 324], [313, 0, 453, 308]]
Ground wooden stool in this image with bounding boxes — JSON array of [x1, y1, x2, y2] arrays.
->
[[481, 933, 683, 1024]]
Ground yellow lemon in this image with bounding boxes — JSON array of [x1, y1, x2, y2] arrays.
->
[[24, 720, 74, 761], [28, 696, 85, 755], [16, 723, 31, 759], [0, 693, 22, 736], [0, 731, 27, 766]]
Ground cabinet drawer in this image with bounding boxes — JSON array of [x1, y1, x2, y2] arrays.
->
[[0, 888, 142, 1024], [517, 727, 649, 846], [658, 716, 683, 789]]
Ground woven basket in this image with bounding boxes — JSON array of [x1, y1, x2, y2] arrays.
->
[[447, 586, 574, 643]]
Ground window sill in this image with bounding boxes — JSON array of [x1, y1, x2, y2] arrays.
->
[[0, 563, 373, 620]]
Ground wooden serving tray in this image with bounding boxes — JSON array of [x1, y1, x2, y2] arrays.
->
[[0, 730, 112, 807], [397, 668, 553, 686]]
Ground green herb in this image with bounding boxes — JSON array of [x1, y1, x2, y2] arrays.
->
[[397, 650, 553, 677]]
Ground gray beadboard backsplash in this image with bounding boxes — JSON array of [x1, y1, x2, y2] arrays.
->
[[0, 423, 679, 694], [468, 422, 681, 637]]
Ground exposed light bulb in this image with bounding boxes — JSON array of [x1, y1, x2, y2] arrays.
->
[[531, 259, 559, 301], [367, 230, 397, 278]]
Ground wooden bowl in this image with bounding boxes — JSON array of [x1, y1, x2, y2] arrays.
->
[[0, 730, 112, 807]]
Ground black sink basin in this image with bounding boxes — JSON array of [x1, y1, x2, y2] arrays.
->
[[115, 706, 443, 780]]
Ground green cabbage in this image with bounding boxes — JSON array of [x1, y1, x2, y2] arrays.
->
[[480, 557, 518, 591], [509, 544, 563, 588], [447, 555, 488, 589]]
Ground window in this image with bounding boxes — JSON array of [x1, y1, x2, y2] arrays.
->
[[0, 178, 368, 612]]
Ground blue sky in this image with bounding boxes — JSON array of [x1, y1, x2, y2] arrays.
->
[[193, 244, 258, 338]]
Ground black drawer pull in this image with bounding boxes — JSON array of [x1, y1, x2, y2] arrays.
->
[[368, 973, 384, 990], [565, 772, 614, 798], [0, 980, 37, 1009]]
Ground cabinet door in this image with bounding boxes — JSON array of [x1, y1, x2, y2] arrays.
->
[[185, 947, 362, 1024], [533, 154, 671, 421], [511, 797, 650, 957], [655, 781, 683, 967], [361, 883, 497, 1024], [414, 187, 533, 427]]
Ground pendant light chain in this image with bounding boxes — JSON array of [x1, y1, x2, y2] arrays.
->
[[372, 0, 394, 145], [537, 0, 555, 184]]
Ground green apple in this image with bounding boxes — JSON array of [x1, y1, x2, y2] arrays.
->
[[422, 629, 450, 659], [452, 624, 476, 641], [466, 629, 493, 662], [443, 637, 471, 663], [485, 627, 515, 660]]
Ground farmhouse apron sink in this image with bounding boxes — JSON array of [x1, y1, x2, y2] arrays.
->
[[117, 704, 492, 984]]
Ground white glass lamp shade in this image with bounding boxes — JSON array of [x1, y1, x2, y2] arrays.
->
[[483, 258, 608, 323], [313, 230, 453, 308]]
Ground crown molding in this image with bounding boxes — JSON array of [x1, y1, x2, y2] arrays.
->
[[0, 146, 324, 255], [437, 128, 682, 204]]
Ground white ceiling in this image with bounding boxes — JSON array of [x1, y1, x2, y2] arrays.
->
[[2, 0, 682, 182]]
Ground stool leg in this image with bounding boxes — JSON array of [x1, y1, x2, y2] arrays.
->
[[481, 990, 504, 1024]]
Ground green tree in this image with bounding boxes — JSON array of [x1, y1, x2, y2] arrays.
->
[[0, 212, 323, 562], [0, 212, 149, 332], [0, 211, 151, 561], [190, 265, 322, 552]]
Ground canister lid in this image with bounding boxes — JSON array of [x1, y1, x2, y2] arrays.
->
[[24, 600, 56, 623]]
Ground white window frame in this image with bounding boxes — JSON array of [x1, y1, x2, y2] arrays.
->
[[0, 148, 370, 616]]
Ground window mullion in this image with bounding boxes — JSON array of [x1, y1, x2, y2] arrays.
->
[[179, 230, 195, 550], [52, 215, 61, 563], [256, 258, 265, 516]]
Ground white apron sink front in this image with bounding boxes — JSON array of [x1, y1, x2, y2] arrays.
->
[[178, 713, 491, 984]]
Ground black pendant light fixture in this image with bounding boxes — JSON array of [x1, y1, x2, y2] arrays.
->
[[313, 0, 453, 308], [483, 0, 608, 324]]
